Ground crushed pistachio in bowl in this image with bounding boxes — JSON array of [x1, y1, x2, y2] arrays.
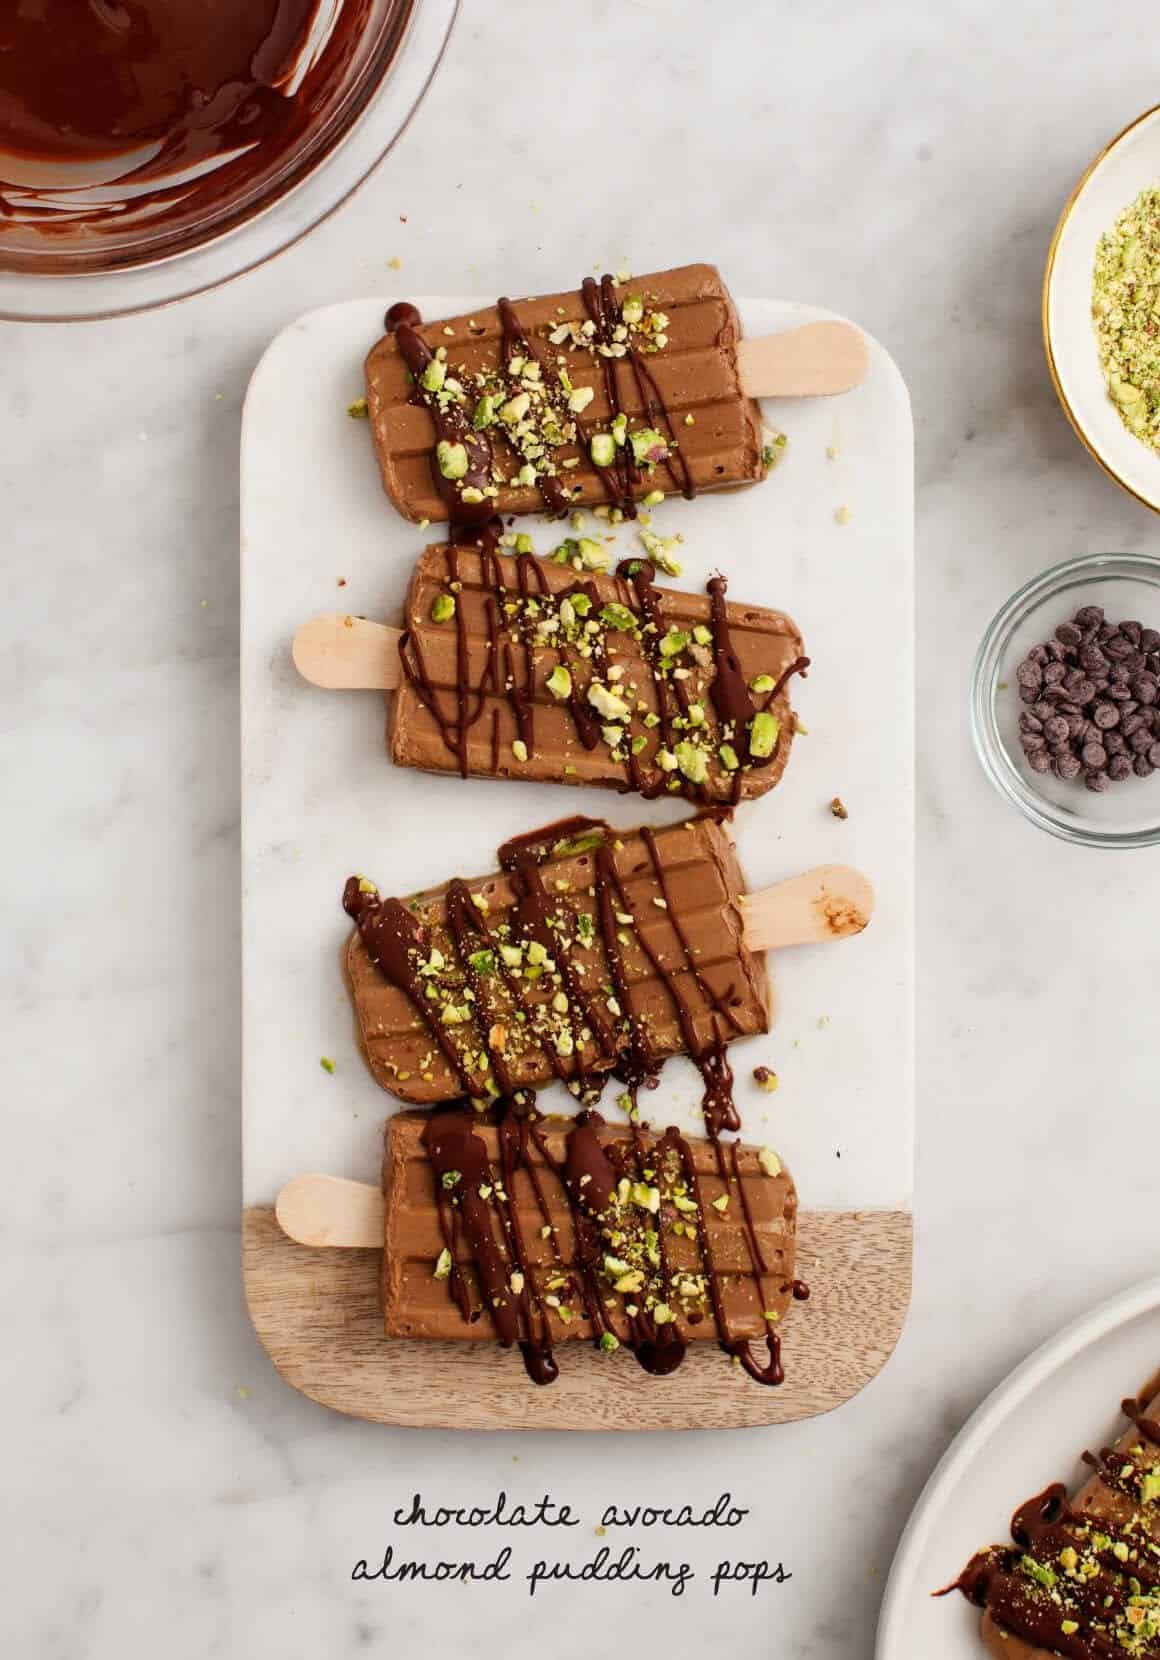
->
[[1092, 186, 1160, 452]]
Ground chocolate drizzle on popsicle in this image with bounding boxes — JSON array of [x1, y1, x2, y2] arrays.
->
[[344, 818, 799, 1387], [395, 550, 808, 797], [580, 274, 694, 513], [408, 1100, 789, 1388], [941, 1393, 1160, 1656], [391, 319, 494, 528], [383, 275, 700, 524]]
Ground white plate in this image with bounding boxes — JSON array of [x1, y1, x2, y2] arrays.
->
[[876, 1277, 1160, 1659], [240, 295, 913, 1215], [1046, 103, 1160, 512]]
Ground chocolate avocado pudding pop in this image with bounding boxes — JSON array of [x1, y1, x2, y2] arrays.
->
[[380, 1108, 799, 1388], [343, 816, 772, 1127], [294, 544, 808, 804], [364, 265, 772, 527], [943, 1387, 1160, 1657], [393, 544, 807, 802]]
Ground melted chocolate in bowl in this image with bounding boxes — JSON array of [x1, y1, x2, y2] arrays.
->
[[0, 0, 414, 273]]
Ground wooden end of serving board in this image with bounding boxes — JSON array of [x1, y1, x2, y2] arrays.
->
[[242, 1206, 912, 1431]]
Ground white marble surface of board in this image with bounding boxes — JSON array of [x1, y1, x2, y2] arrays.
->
[[240, 295, 913, 1211], [7, 3, 1160, 1658]]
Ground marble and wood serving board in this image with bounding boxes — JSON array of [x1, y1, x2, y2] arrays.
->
[[240, 295, 914, 1430]]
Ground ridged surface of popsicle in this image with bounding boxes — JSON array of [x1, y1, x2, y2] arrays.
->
[[364, 264, 766, 524], [391, 544, 806, 802], [345, 817, 769, 1109], [382, 1110, 797, 1357]]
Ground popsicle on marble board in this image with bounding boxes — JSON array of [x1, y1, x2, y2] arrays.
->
[[363, 263, 868, 527], [294, 544, 808, 805], [341, 815, 873, 1133], [944, 1385, 1160, 1658]]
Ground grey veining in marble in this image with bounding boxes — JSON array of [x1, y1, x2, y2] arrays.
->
[[4, 2, 1160, 1656]]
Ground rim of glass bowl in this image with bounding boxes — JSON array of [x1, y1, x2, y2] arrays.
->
[[969, 551, 1160, 849], [0, 0, 459, 324]]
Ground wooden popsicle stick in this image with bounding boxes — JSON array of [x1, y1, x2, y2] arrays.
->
[[275, 865, 871, 1251], [276, 1173, 385, 1247], [738, 321, 868, 399], [739, 863, 874, 952], [277, 1177, 384, 1249], [292, 613, 402, 690]]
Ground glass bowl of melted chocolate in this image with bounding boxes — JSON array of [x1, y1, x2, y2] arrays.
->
[[0, 0, 457, 321]]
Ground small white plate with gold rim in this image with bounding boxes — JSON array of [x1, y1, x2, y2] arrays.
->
[[1045, 104, 1160, 513], [876, 1276, 1160, 1659]]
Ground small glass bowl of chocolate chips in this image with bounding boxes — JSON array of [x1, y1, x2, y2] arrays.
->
[[971, 552, 1160, 846]]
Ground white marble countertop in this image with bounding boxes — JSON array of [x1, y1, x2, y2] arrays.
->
[[4, 2, 1160, 1655]]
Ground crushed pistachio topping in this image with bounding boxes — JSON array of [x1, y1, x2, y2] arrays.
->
[[749, 711, 780, 759], [970, 1430, 1160, 1654], [1093, 188, 1160, 453], [406, 286, 679, 511], [762, 433, 787, 470]]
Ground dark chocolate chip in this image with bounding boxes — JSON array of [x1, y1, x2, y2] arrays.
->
[[1017, 608, 1160, 792]]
